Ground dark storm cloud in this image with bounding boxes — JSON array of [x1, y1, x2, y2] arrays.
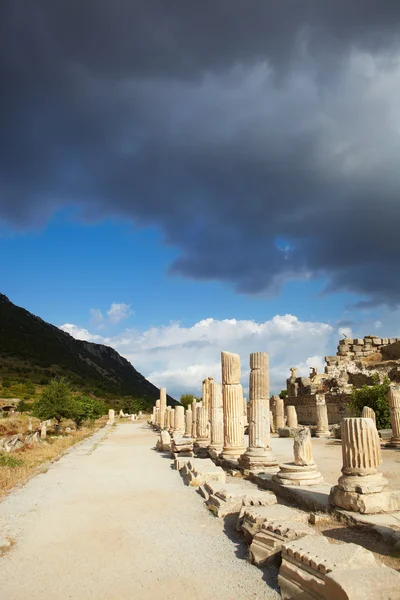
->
[[1, 1, 400, 304]]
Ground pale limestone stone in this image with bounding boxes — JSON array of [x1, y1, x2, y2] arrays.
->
[[249, 520, 316, 567], [221, 350, 241, 385], [273, 396, 285, 430], [329, 417, 400, 514], [169, 407, 175, 432], [324, 566, 400, 600], [159, 388, 167, 431], [270, 411, 275, 433], [202, 377, 213, 421], [40, 422, 47, 439], [279, 535, 377, 600], [208, 382, 223, 456], [240, 504, 308, 543], [158, 430, 171, 452], [196, 406, 209, 445], [361, 406, 376, 427], [107, 409, 115, 425], [273, 428, 323, 486], [221, 350, 245, 459], [184, 459, 225, 487], [239, 352, 277, 471], [174, 406, 185, 435], [285, 405, 298, 428], [191, 400, 198, 439], [388, 384, 400, 447], [184, 407, 192, 437], [205, 481, 276, 518], [28, 418, 33, 432], [151, 407, 156, 424], [315, 394, 331, 438], [290, 367, 297, 379], [164, 406, 170, 429]]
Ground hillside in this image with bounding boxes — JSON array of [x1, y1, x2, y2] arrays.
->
[[0, 294, 176, 407]]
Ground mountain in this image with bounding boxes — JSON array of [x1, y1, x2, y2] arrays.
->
[[0, 294, 176, 407]]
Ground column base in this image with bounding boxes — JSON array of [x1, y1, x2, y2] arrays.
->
[[329, 486, 400, 514], [238, 448, 278, 472], [272, 462, 324, 487], [388, 438, 400, 448], [208, 445, 223, 459], [221, 446, 247, 460]]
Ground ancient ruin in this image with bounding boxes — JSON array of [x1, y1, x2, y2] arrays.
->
[[273, 427, 323, 486], [388, 384, 400, 447], [221, 351, 246, 460], [208, 382, 224, 458]]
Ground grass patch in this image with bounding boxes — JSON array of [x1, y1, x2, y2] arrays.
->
[[0, 454, 24, 467], [0, 416, 107, 499]]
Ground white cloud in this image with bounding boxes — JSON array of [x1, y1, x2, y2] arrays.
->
[[59, 314, 336, 399], [106, 303, 133, 324], [89, 308, 104, 326], [60, 323, 110, 344]]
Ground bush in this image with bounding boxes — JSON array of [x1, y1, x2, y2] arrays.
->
[[71, 395, 106, 428], [179, 394, 201, 410], [33, 377, 75, 424], [122, 398, 146, 414], [17, 399, 30, 413], [279, 389, 288, 399], [348, 374, 391, 430]]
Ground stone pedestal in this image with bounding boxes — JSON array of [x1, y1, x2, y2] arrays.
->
[[107, 409, 115, 425], [159, 388, 167, 431], [174, 406, 185, 435], [273, 428, 323, 486], [315, 394, 331, 438], [329, 417, 399, 514], [208, 382, 224, 457], [184, 407, 192, 437], [285, 405, 298, 428], [221, 352, 246, 459], [273, 396, 285, 430], [388, 385, 400, 447], [239, 352, 277, 471]]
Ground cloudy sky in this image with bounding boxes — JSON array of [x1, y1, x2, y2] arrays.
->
[[2, 1, 400, 398]]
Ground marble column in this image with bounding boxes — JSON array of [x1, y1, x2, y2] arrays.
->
[[285, 405, 298, 428], [191, 400, 198, 439], [221, 351, 246, 459], [388, 385, 400, 447], [154, 400, 160, 428], [151, 407, 156, 424], [196, 406, 209, 447], [273, 396, 285, 430], [361, 406, 376, 427], [329, 418, 394, 513], [164, 406, 170, 430], [208, 382, 224, 457], [184, 407, 193, 437], [315, 394, 331, 438], [107, 408, 115, 425], [174, 406, 185, 435], [160, 388, 167, 431], [169, 407, 175, 433], [239, 352, 277, 471]]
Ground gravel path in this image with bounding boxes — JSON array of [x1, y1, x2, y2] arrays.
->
[[0, 422, 279, 599]]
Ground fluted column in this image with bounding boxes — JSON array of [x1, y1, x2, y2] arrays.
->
[[221, 351, 246, 459], [191, 400, 198, 438], [208, 382, 224, 455], [361, 406, 376, 427], [330, 418, 390, 513], [184, 407, 192, 437], [286, 405, 298, 428], [196, 406, 209, 443], [164, 406, 169, 429], [154, 400, 161, 428], [388, 385, 400, 447], [159, 388, 167, 430], [174, 406, 185, 435], [274, 396, 285, 429], [315, 394, 331, 438], [169, 407, 175, 432], [239, 352, 277, 470]]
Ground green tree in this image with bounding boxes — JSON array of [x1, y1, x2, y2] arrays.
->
[[279, 389, 288, 399], [122, 398, 146, 414], [348, 374, 391, 430], [2, 377, 11, 388], [33, 377, 74, 424], [71, 395, 106, 428], [179, 394, 201, 410], [17, 399, 30, 413]]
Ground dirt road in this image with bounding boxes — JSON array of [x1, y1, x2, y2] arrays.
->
[[0, 423, 279, 600]]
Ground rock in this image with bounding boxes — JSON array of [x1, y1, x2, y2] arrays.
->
[[278, 427, 302, 438], [325, 566, 400, 600]]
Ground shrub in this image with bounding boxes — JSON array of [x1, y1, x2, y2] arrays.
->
[[279, 390, 288, 399], [33, 377, 75, 424], [122, 398, 146, 414], [71, 395, 106, 428], [179, 394, 201, 410], [348, 374, 391, 430], [17, 399, 30, 413]]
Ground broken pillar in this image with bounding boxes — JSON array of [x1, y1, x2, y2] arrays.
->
[[208, 382, 224, 457], [159, 388, 167, 431], [221, 351, 246, 460], [361, 406, 376, 427], [285, 405, 298, 428], [273, 427, 323, 486], [107, 409, 115, 425], [174, 405, 185, 435], [184, 407, 192, 438], [273, 396, 285, 430], [315, 393, 331, 438], [388, 384, 400, 447]]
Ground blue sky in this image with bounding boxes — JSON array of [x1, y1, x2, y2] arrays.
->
[[2, 3, 400, 397]]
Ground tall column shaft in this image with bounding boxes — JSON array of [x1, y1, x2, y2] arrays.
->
[[286, 405, 298, 428], [196, 406, 209, 441], [174, 406, 185, 434], [209, 382, 223, 452], [184, 408, 192, 437], [155, 400, 160, 427], [274, 396, 285, 429], [169, 408, 175, 431], [160, 388, 167, 430], [315, 394, 330, 437], [221, 351, 245, 459], [388, 385, 400, 446]]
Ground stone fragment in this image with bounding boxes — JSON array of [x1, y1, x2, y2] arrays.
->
[[285, 406, 298, 428], [194, 406, 210, 456], [273, 428, 323, 486], [277, 427, 301, 438], [182, 458, 225, 487], [361, 406, 376, 427], [205, 480, 276, 518], [240, 503, 308, 543], [324, 566, 400, 600], [249, 520, 317, 567], [278, 535, 377, 600], [270, 410, 275, 433]]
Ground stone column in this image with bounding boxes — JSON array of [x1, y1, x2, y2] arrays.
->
[[28, 418, 33, 432], [270, 410, 275, 433], [315, 394, 331, 438], [221, 351, 246, 459], [329, 418, 395, 513], [196, 406, 209, 444], [169, 407, 175, 432], [388, 385, 400, 447], [361, 406, 376, 427], [243, 396, 248, 429], [107, 408, 115, 425], [274, 396, 285, 430], [184, 407, 192, 438], [174, 406, 185, 435], [160, 388, 167, 431], [151, 407, 156, 424], [40, 421, 47, 439], [164, 406, 170, 430], [285, 405, 298, 428], [239, 352, 277, 471], [191, 400, 198, 439], [202, 377, 213, 422], [208, 382, 224, 457]]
